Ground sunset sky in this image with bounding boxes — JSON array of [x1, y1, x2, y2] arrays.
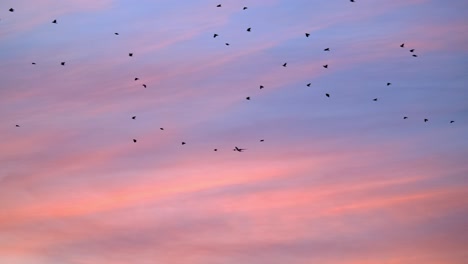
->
[[1, 0, 467, 263]]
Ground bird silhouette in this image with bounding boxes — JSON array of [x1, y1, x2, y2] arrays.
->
[[9, 8, 14, 12], [142, 84, 147, 88], [134, 77, 139, 81], [305, 33, 310, 37], [225, 43, 230, 46], [260, 85, 264, 89], [15, 124, 20, 127], [243, 7, 248, 10], [181, 142, 186, 145], [410, 49, 415, 52], [32, 62, 36, 65], [350, 0, 355, 2], [283, 63, 287, 67], [133, 139, 137, 143], [326, 93, 330, 97], [373, 98, 378, 101], [387, 82, 391, 86], [323, 64, 328, 68], [404, 117, 408, 119], [217, 4, 221, 7], [132, 116, 136, 120], [307, 83, 311, 87], [412, 54, 418, 57], [246, 97, 250, 100], [52, 19, 57, 24], [424, 119, 428, 122], [129, 53, 133, 57], [61, 62, 65, 66], [214, 149, 218, 151], [213, 33, 218, 38], [115, 32, 119, 35], [234, 146, 245, 152], [260, 139, 264, 142], [400, 43, 405, 48], [450, 121, 455, 123], [247, 27, 251, 32], [160, 128, 164, 130], [324, 48, 330, 51]]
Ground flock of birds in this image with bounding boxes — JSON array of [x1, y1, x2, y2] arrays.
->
[[5, 3, 457, 153]]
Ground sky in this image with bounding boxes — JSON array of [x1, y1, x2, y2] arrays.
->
[[0, 0, 467, 263]]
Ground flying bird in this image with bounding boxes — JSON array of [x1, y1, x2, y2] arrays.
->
[[214, 149, 218, 151], [323, 64, 328, 68], [129, 53, 133, 57], [132, 116, 136, 120], [247, 27, 251, 32], [160, 128, 164, 130], [217, 4, 221, 7], [243, 7, 248, 10], [246, 97, 250, 100], [326, 93, 330, 97], [213, 33, 218, 38], [412, 54, 418, 57], [305, 33, 310, 37], [181, 142, 186, 145], [373, 98, 378, 101], [52, 19, 57, 24], [61, 62, 65, 66], [225, 43, 230, 46], [404, 117, 408, 119], [424, 119, 428, 122], [350, 0, 355, 2], [32, 62, 36, 65], [133, 139, 137, 143], [307, 83, 311, 87], [259, 85, 264, 89], [260, 139, 264, 142], [324, 48, 330, 51], [450, 121, 455, 123], [134, 77, 139, 81], [142, 84, 147, 88], [387, 82, 391, 86], [234, 146, 245, 152], [115, 32, 119, 35], [410, 49, 415, 52], [400, 43, 405, 48], [283, 62, 287, 67], [9, 8, 14, 12], [15, 124, 20, 127]]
